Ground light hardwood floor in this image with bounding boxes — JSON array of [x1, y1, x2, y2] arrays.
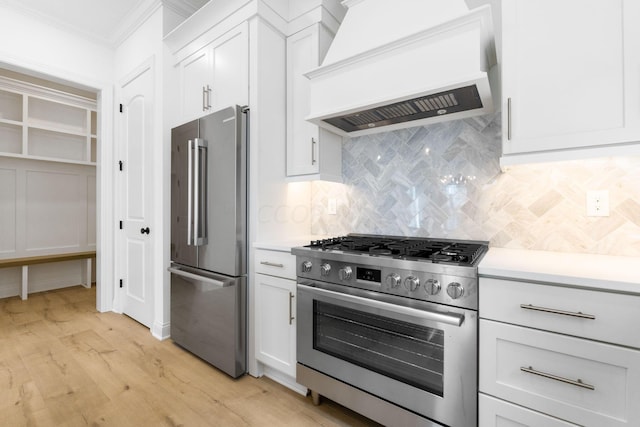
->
[[0, 285, 380, 426]]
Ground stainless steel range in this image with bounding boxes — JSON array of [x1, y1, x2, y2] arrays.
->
[[292, 234, 488, 427]]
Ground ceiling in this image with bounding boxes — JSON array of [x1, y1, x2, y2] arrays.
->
[[0, 0, 210, 46]]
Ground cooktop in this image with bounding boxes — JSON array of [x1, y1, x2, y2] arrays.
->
[[304, 234, 488, 267]]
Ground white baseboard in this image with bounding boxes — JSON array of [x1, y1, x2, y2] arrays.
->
[[261, 364, 308, 396]]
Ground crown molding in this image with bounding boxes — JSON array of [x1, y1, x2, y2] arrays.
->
[[0, 0, 207, 48]]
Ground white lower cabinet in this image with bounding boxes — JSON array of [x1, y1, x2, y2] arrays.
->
[[479, 394, 578, 427], [480, 320, 640, 426], [255, 273, 296, 376], [479, 277, 640, 427], [254, 248, 304, 393]]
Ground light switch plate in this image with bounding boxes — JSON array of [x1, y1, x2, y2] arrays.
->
[[328, 198, 337, 215]]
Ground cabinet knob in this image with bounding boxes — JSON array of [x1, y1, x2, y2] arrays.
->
[[140, 227, 150, 235]]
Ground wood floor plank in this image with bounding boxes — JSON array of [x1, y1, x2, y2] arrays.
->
[[0, 286, 381, 427]]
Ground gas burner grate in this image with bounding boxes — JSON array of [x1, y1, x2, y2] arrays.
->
[[306, 234, 488, 267]]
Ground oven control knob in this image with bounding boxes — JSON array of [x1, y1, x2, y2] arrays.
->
[[320, 263, 331, 276], [385, 273, 401, 289], [404, 276, 420, 292], [338, 266, 353, 280], [446, 282, 464, 299], [424, 279, 441, 295], [301, 261, 312, 273]]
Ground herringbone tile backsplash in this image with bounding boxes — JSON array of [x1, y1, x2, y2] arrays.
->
[[311, 113, 640, 256]]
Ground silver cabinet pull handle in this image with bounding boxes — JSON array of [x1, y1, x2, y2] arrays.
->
[[520, 304, 596, 320], [202, 85, 212, 111], [260, 261, 284, 268], [311, 137, 317, 165], [507, 97, 512, 140], [289, 292, 295, 325], [521, 366, 595, 390], [205, 85, 212, 110]]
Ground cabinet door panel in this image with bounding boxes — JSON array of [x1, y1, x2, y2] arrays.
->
[[479, 277, 640, 348], [255, 274, 296, 377], [479, 394, 578, 427], [255, 249, 296, 280], [501, 0, 640, 159], [286, 24, 342, 181], [286, 26, 319, 176], [480, 320, 640, 426], [211, 24, 248, 111], [179, 48, 212, 121]]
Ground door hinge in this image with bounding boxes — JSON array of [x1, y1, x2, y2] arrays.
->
[[119, 220, 123, 230], [119, 160, 123, 171], [119, 279, 123, 288], [119, 103, 123, 113]]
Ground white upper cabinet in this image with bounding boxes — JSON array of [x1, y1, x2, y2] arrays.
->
[[180, 47, 212, 119], [500, 0, 640, 166], [286, 23, 342, 182], [178, 22, 249, 121]]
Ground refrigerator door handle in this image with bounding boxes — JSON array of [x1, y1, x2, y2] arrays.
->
[[187, 139, 194, 245], [168, 267, 230, 288], [194, 138, 208, 246]]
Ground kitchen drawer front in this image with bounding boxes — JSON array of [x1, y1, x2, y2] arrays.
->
[[255, 249, 296, 280], [480, 320, 640, 427], [479, 277, 640, 348], [479, 394, 578, 427]]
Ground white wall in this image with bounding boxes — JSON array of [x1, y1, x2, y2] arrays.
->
[[0, 7, 114, 89]]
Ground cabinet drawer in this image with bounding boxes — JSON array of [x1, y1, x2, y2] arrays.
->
[[255, 249, 296, 280], [479, 394, 578, 427], [480, 277, 640, 348], [480, 320, 640, 426]]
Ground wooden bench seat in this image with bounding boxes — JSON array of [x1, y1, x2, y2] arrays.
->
[[0, 251, 96, 300]]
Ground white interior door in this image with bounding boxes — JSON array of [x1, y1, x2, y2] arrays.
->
[[117, 62, 155, 327]]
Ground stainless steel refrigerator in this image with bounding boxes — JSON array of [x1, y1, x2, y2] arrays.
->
[[169, 105, 248, 378]]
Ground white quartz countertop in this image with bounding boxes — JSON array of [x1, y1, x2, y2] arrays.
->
[[253, 236, 323, 252], [479, 247, 640, 294]]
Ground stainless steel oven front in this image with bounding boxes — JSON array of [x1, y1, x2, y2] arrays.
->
[[297, 279, 478, 427]]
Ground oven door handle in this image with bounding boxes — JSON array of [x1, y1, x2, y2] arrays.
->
[[298, 284, 465, 327]]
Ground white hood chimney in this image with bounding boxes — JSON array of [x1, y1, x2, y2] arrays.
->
[[305, 0, 497, 137]]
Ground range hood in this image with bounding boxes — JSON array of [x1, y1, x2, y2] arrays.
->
[[305, 0, 497, 137]]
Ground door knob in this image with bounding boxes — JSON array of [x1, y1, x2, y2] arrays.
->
[[140, 227, 150, 234]]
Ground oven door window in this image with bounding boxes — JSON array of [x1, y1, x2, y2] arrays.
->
[[313, 300, 444, 396]]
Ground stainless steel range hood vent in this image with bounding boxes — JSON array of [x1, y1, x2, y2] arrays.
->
[[324, 85, 483, 133], [306, 0, 497, 137]]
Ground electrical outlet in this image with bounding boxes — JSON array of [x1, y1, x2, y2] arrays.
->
[[586, 190, 609, 217], [328, 198, 337, 215]]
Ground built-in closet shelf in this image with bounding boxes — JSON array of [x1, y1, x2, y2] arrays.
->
[[0, 76, 97, 165], [0, 152, 96, 167]]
